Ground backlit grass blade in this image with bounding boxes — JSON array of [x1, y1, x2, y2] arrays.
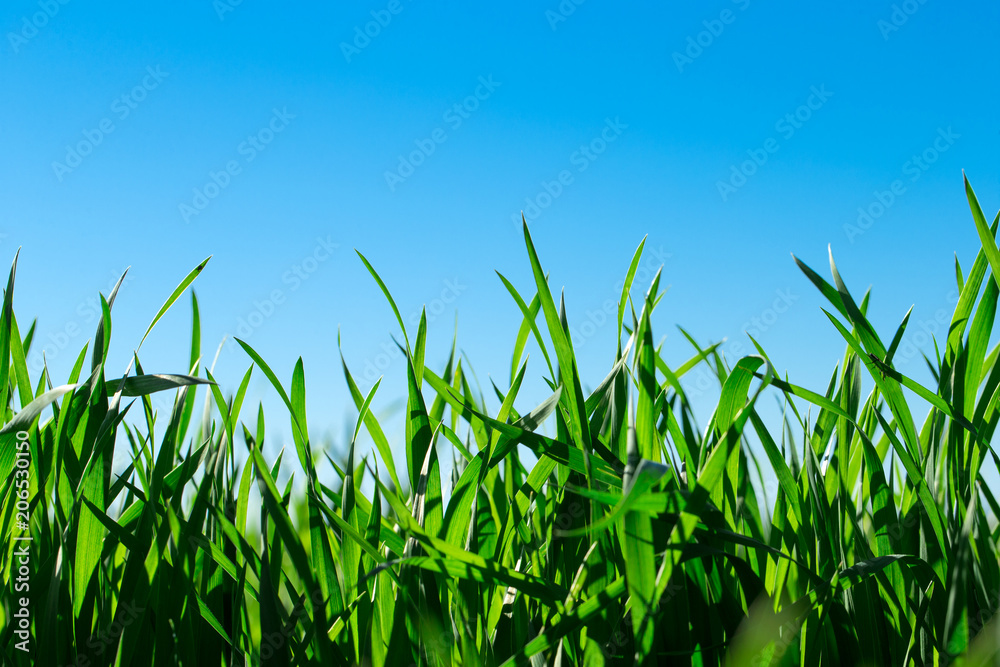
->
[[962, 271, 999, 420], [828, 245, 886, 355], [233, 338, 310, 473], [966, 175, 1000, 287], [0, 250, 20, 423], [635, 281, 660, 464], [356, 249, 411, 353], [618, 236, 647, 343], [289, 356, 314, 477], [623, 422, 661, 665], [0, 384, 78, 434], [497, 271, 555, 382], [509, 288, 543, 385], [338, 330, 404, 493], [871, 408, 948, 573], [821, 309, 923, 462], [792, 251, 848, 319], [105, 373, 215, 397], [749, 409, 802, 527], [138, 256, 211, 349], [8, 312, 34, 412], [498, 577, 628, 666], [521, 221, 590, 452]]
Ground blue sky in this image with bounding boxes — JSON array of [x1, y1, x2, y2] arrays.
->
[[3, 1, 999, 483]]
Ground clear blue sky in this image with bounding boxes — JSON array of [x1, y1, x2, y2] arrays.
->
[[4, 1, 999, 482]]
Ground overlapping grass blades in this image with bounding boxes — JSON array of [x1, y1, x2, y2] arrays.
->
[[1, 179, 999, 665]]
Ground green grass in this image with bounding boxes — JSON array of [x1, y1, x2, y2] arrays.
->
[[2, 176, 1000, 666]]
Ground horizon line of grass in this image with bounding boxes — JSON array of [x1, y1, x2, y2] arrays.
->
[[1, 176, 999, 666]]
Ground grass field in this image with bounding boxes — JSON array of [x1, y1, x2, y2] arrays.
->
[[3, 176, 1000, 666]]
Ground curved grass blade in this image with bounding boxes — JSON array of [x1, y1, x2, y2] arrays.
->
[[138, 256, 211, 349]]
